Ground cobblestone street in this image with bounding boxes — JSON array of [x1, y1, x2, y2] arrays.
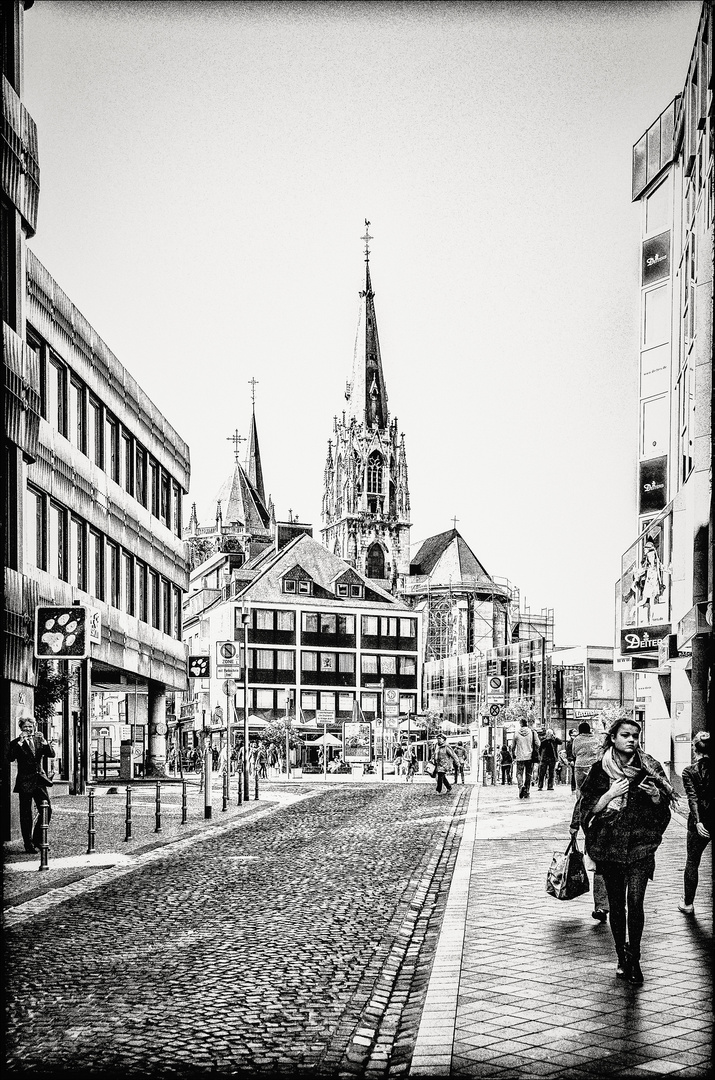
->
[[3, 779, 712, 1080]]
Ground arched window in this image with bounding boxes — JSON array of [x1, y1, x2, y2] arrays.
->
[[366, 452, 383, 495], [366, 543, 385, 579]]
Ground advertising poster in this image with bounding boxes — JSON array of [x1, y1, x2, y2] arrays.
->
[[621, 513, 671, 640], [343, 722, 372, 763]]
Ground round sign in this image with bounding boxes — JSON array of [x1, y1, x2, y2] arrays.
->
[[488, 677, 503, 691], [153, 721, 168, 736], [385, 688, 398, 703], [489, 703, 501, 717], [222, 680, 238, 695], [219, 642, 237, 660]]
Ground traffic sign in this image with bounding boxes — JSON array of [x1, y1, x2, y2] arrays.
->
[[384, 688, 399, 705], [216, 640, 241, 678], [222, 679, 239, 695], [188, 655, 210, 679], [489, 703, 502, 718], [316, 709, 336, 724], [487, 676, 505, 702], [384, 704, 400, 717], [35, 605, 88, 659]]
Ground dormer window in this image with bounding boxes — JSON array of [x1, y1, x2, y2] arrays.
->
[[282, 563, 313, 595], [350, 585, 363, 598], [336, 583, 349, 597], [283, 579, 297, 594], [298, 580, 312, 595]]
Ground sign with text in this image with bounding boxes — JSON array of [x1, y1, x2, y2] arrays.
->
[[641, 230, 670, 286], [638, 456, 668, 516], [216, 640, 241, 678], [316, 710, 336, 724], [620, 624, 671, 654], [486, 675, 505, 702]]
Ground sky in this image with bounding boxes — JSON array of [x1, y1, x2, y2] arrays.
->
[[22, 0, 702, 647]]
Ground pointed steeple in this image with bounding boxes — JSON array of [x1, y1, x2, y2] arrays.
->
[[345, 221, 389, 430], [244, 379, 266, 505]]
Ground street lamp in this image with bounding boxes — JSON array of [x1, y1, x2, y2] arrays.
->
[[240, 600, 251, 801]]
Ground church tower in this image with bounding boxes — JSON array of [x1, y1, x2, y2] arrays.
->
[[321, 223, 411, 592]]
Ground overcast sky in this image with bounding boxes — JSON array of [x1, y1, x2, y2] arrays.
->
[[23, 0, 702, 646]]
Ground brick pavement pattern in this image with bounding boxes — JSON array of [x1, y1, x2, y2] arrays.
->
[[411, 784, 712, 1080], [4, 781, 469, 1079]]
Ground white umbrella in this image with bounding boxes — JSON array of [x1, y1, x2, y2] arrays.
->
[[308, 732, 343, 747], [247, 714, 269, 728]]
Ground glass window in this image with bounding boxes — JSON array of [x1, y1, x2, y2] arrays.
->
[[400, 656, 416, 675], [336, 583, 349, 597], [320, 653, 336, 672], [399, 618, 415, 638], [150, 460, 160, 517], [381, 617, 397, 637], [276, 610, 295, 631], [645, 178, 670, 235], [641, 395, 669, 458], [276, 650, 294, 670], [361, 693, 377, 714], [362, 616, 378, 636], [256, 649, 273, 669], [297, 580, 312, 595], [301, 691, 317, 711], [361, 654, 378, 674], [283, 579, 297, 593], [338, 693, 354, 713], [256, 689, 273, 710], [302, 651, 318, 671], [399, 695, 416, 715], [48, 502, 66, 580], [643, 286, 670, 348], [25, 485, 45, 569], [68, 379, 84, 451], [256, 609, 273, 630], [148, 569, 160, 628], [160, 471, 170, 527], [338, 653, 355, 672], [172, 484, 182, 537], [47, 358, 66, 433], [302, 613, 319, 633], [321, 613, 336, 634], [350, 585, 363, 598], [381, 655, 397, 675], [173, 586, 181, 639], [135, 447, 147, 507], [162, 579, 171, 635], [123, 552, 134, 615], [338, 614, 355, 635], [136, 560, 147, 622], [122, 432, 134, 496], [70, 517, 85, 590], [88, 397, 102, 467], [106, 541, 120, 607], [88, 530, 103, 598], [105, 416, 119, 482], [319, 692, 335, 712]]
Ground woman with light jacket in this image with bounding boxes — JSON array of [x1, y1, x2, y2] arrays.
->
[[579, 716, 674, 985], [678, 731, 711, 915]]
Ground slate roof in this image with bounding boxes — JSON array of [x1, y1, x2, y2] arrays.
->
[[211, 462, 270, 532], [409, 529, 492, 583]]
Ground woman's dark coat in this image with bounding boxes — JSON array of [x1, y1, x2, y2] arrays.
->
[[579, 751, 671, 863]]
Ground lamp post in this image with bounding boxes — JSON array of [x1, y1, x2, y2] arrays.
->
[[240, 600, 251, 802], [285, 689, 293, 780], [365, 679, 385, 779]]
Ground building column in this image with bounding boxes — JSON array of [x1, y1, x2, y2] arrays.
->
[[147, 681, 167, 777]]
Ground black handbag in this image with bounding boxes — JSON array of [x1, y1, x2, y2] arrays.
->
[[546, 837, 590, 901]]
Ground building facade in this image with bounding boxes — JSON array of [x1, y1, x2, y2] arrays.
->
[[2, 1, 190, 834], [181, 533, 421, 751], [321, 230, 411, 592], [618, 2, 713, 777]]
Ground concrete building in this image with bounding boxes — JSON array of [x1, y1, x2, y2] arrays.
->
[[2, 0, 190, 835], [321, 226, 411, 593], [618, 1, 713, 778]]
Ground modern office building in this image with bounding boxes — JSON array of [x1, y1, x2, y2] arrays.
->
[[2, 0, 190, 835], [618, 2, 713, 778]]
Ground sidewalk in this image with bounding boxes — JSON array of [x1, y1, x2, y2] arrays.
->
[[411, 782, 712, 1079]]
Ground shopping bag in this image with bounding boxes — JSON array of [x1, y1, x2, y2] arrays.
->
[[546, 837, 590, 901]]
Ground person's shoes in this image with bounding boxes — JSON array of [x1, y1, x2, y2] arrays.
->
[[518, 788, 525, 798], [24, 844, 38, 854], [547, 786, 554, 791], [615, 953, 631, 978], [524, 791, 531, 798], [591, 909, 608, 923], [628, 960, 644, 985], [678, 902, 695, 915]]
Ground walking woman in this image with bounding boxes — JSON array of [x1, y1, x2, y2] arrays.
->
[[430, 735, 458, 794], [579, 716, 674, 985], [679, 731, 711, 916]]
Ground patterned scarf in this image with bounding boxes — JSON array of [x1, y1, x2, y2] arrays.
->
[[600, 746, 642, 814]]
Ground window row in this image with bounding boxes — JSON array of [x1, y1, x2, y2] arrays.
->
[[361, 654, 416, 676], [245, 649, 416, 675], [25, 484, 182, 638], [28, 326, 183, 537], [361, 616, 417, 639], [302, 612, 355, 635], [239, 609, 417, 639]]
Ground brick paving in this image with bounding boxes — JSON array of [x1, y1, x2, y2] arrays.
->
[[410, 783, 712, 1079]]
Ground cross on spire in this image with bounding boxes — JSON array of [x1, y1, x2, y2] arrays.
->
[[451, 516, 459, 531], [361, 219, 373, 261], [248, 377, 259, 407], [226, 428, 247, 463]]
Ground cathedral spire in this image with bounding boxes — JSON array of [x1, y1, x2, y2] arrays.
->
[[345, 220, 389, 431], [245, 379, 266, 506]]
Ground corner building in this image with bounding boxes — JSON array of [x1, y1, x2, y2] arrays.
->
[[2, 0, 190, 836], [618, 2, 713, 776]]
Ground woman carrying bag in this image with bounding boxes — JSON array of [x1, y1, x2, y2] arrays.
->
[[579, 716, 674, 985]]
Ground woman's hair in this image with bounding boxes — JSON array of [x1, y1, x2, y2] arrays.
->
[[693, 731, 710, 756], [603, 716, 641, 748], [577, 721, 591, 734]]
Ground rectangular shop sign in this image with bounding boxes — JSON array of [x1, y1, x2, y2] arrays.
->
[[620, 624, 671, 654], [638, 457, 668, 516], [642, 231, 671, 286], [677, 602, 713, 649]]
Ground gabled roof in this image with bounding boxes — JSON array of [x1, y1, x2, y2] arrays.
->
[[235, 533, 412, 609], [410, 529, 492, 585], [212, 461, 270, 533]]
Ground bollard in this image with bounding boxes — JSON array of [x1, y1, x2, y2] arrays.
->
[[204, 748, 212, 820], [222, 769, 228, 812], [38, 800, 50, 871], [155, 781, 162, 833], [125, 785, 133, 841], [237, 769, 243, 806], [181, 781, 187, 825], [254, 770, 259, 801], [87, 786, 96, 854]]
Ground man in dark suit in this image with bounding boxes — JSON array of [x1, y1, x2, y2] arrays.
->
[[9, 716, 55, 853]]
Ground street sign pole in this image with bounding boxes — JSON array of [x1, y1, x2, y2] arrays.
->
[[380, 678, 385, 782]]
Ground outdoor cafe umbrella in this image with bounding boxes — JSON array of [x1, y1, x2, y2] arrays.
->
[[308, 732, 343, 747]]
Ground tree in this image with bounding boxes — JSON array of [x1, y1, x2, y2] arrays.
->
[[502, 697, 536, 727], [33, 660, 76, 732]]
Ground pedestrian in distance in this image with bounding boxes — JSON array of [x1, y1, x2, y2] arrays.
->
[[430, 735, 459, 794], [566, 728, 578, 791], [678, 731, 711, 916], [499, 744, 513, 784], [393, 743, 405, 777], [482, 746, 494, 784], [9, 715, 55, 854], [579, 716, 675, 984], [537, 728, 561, 791], [256, 743, 268, 780], [452, 741, 468, 785], [405, 746, 418, 783], [555, 745, 570, 784], [511, 720, 540, 798], [572, 721, 604, 792]]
